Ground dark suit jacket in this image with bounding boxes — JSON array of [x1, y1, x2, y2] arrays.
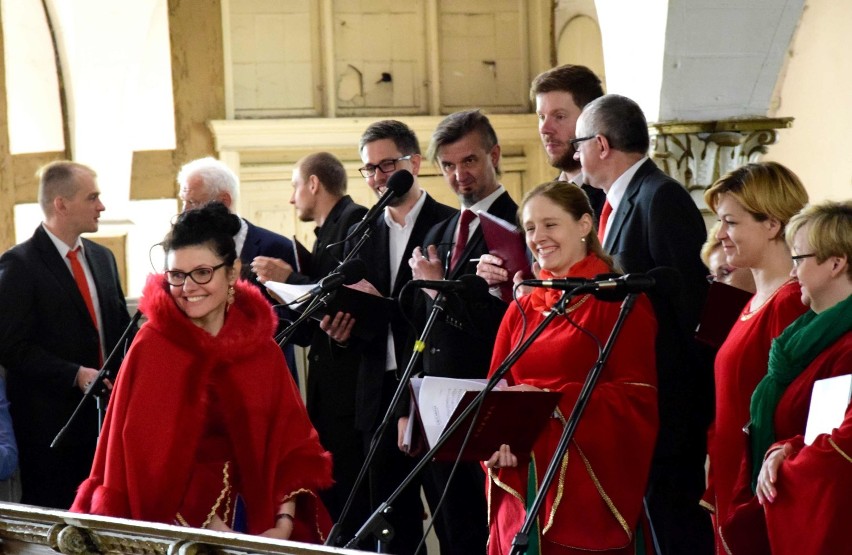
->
[[346, 193, 456, 432], [239, 219, 299, 372], [602, 159, 711, 460], [287, 196, 369, 420], [418, 190, 519, 380], [0, 225, 132, 506]]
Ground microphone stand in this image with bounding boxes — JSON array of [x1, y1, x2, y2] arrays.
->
[[275, 291, 337, 347], [52, 309, 142, 448], [325, 288, 451, 550], [509, 293, 641, 555], [342, 290, 577, 550]]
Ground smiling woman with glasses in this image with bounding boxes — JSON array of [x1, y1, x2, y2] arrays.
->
[[72, 202, 333, 543], [723, 200, 852, 554]]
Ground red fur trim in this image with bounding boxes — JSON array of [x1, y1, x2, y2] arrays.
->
[[89, 485, 131, 518]]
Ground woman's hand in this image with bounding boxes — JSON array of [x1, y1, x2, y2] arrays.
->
[[505, 383, 542, 392], [259, 518, 293, 540], [756, 442, 793, 504], [206, 514, 234, 533], [259, 500, 296, 539], [485, 444, 518, 470]]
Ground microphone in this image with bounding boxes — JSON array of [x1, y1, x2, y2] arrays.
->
[[520, 272, 655, 299], [293, 259, 367, 304], [348, 170, 414, 238], [408, 274, 490, 298]]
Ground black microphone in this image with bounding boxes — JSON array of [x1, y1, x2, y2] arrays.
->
[[408, 274, 489, 298], [348, 170, 415, 238], [293, 259, 367, 304], [520, 273, 655, 299]]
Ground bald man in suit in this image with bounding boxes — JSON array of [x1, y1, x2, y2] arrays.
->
[[0, 161, 132, 508]]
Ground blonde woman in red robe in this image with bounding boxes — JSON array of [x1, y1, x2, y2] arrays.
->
[[701, 162, 808, 550], [72, 203, 332, 540], [484, 181, 658, 554]]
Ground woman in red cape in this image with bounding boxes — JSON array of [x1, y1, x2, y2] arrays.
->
[[701, 162, 808, 549], [482, 182, 658, 554], [72, 203, 332, 541], [723, 200, 852, 554]]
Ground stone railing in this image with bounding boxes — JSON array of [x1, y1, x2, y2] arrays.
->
[[0, 502, 362, 555]]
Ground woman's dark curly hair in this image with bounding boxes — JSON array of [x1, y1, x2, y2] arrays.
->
[[161, 202, 240, 267]]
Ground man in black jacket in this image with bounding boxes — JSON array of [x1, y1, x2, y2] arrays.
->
[[322, 120, 456, 554], [0, 161, 132, 508], [406, 109, 517, 554], [253, 152, 369, 530]]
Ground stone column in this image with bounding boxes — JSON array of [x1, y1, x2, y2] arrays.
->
[[649, 117, 793, 220]]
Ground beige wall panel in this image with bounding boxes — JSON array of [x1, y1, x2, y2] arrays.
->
[[88, 234, 128, 294], [130, 150, 178, 200], [0, 6, 12, 251], [12, 152, 64, 204], [169, 0, 226, 173]]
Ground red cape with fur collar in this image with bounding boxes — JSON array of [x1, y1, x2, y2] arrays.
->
[[72, 275, 333, 539]]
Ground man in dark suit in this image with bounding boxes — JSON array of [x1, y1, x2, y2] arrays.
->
[[322, 120, 456, 554], [177, 157, 300, 379], [0, 161, 132, 509], [575, 94, 714, 555], [406, 110, 517, 553], [252, 152, 370, 533]]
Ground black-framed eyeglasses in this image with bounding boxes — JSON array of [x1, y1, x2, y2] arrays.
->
[[358, 155, 412, 178], [791, 253, 816, 267], [165, 263, 227, 286], [569, 136, 596, 149]]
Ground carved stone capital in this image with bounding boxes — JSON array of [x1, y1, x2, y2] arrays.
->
[[649, 117, 793, 212]]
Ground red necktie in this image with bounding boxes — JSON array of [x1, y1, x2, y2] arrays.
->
[[67, 247, 100, 332], [598, 200, 613, 243], [450, 210, 477, 270]]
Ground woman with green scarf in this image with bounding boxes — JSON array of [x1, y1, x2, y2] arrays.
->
[[725, 200, 851, 554]]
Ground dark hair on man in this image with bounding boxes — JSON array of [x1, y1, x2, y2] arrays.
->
[[299, 152, 348, 197], [38, 160, 96, 215], [581, 94, 650, 155], [358, 119, 421, 156], [162, 201, 240, 267], [426, 109, 501, 174], [530, 64, 604, 108]]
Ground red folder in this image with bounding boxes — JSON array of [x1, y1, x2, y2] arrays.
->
[[408, 382, 561, 462], [477, 211, 532, 302]]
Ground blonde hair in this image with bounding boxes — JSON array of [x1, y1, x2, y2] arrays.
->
[[704, 162, 808, 239], [785, 200, 852, 280], [519, 181, 617, 272], [700, 221, 723, 268]]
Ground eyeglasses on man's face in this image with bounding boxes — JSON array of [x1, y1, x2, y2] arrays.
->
[[791, 253, 816, 267], [165, 263, 227, 286], [569, 136, 596, 150], [358, 155, 412, 178]]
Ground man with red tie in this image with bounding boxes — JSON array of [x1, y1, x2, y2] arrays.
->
[[0, 161, 132, 509], [574, 94, 713, 555], [407, 110, 518, 554]]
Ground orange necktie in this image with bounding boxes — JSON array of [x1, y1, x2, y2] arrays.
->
[[598, 200, 613, 243], [67, 248, 102, 365]]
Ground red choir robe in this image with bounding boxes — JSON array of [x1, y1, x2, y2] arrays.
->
[[72, 276, 333, 540], [722, 331, 852, 554], [703, 281, 806, 547], [485, 255, 658, 555]]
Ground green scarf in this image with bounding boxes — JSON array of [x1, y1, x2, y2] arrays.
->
[[749, 293, 852, 491]]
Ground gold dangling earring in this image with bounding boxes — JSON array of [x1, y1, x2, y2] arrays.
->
[[226, 284, 235, 312]]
